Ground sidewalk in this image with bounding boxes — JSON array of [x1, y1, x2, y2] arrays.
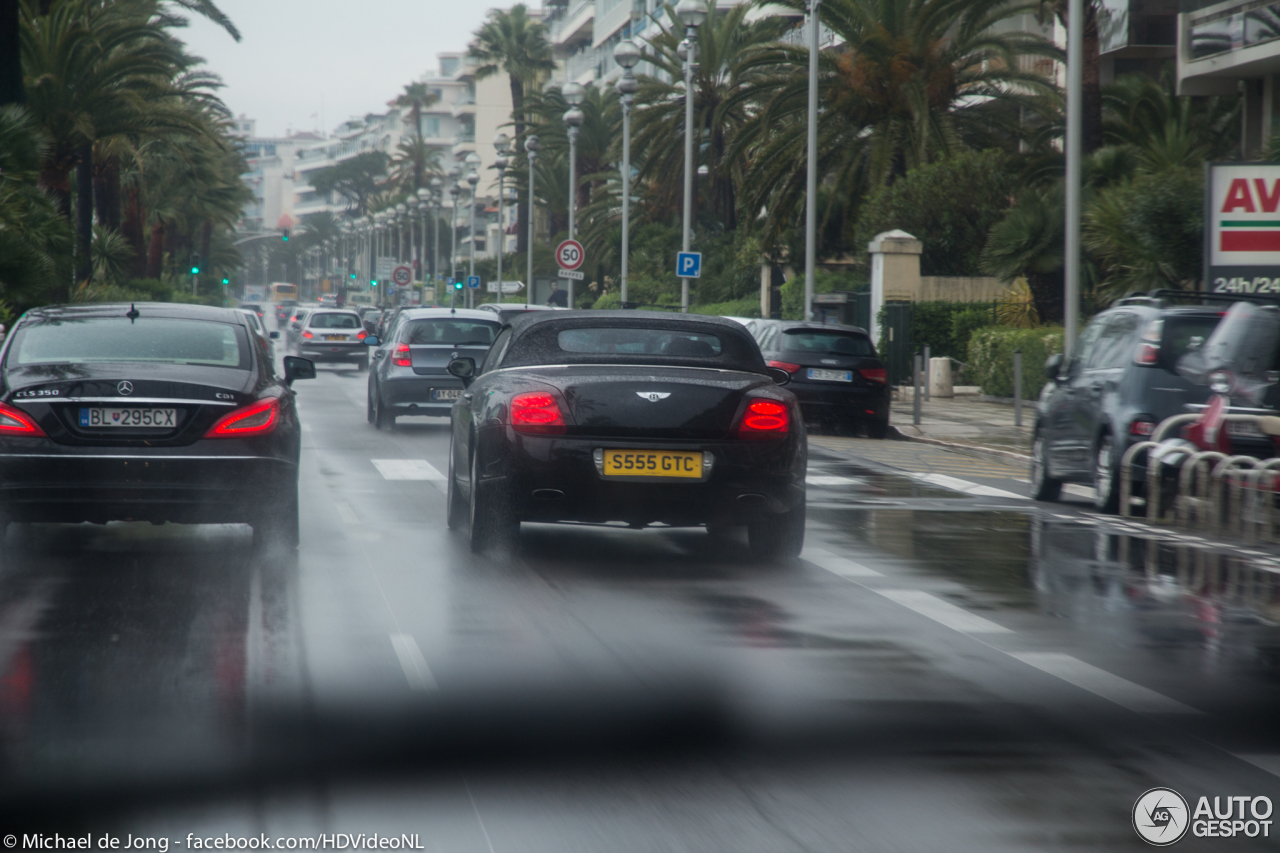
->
[[889, 390, 1032, 463]]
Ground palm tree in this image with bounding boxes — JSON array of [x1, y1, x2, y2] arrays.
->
[[0, 104, 70, 303], [1102, 71, 1239, 173], [393, 81, 437, 191], [468, 3, 555, 252], [732, 0, 1060, 249], [631, 1, 789, 231], [389, 135, 443, 195]]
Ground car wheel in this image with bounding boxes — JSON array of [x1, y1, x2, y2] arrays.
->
[[446, 441, 466, 530], [867, 418, 889, 440], [1093, 434, 1121, 514], [1030, 428, 1062, 502], [254, 485, 299, 550], [468, 451, 518, 553], [748, 500, 805, 561], [373, 389, 395, 430]]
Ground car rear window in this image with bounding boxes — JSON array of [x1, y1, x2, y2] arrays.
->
[[558, 328, 722, 357], [9, 318, 250, 369], [780, 328, 875, 356], [309, 312, 361, 329], [404, 319, 500, 345], [1161, 315, 1222, 369]]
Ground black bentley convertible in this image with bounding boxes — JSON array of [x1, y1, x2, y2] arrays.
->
[[444, 312, 807, 558]]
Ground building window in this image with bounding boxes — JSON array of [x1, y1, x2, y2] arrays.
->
[[423, 117, 441, 137]]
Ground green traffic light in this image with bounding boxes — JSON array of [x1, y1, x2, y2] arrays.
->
[[222, 278, 229, 285], [281, 235, 288, 242], [350, 273, 356, 280], [453, 280, 462, 290], [190, 266, 199, 275]]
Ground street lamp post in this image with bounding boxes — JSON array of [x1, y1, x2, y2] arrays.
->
[[494, 132, 511, 302], [675, 0, 706, 313], [562, 82, 585, 309], [1064, 0, 1082, 353], [417, 188, 430, 297], [466, 157, 480, 309], [804, 0, 821, 322], [614, 40, 641, 306], [396, 203, 408, 271], [525, 135, 540, 308], [429, 176, 443, 304], [449, 183, 461, 308]]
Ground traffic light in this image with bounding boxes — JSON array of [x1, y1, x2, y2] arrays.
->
[[370, 279, 378, 289], [190, 253, 201, 275], [350, 273, 356, 280], [221, 278, 229, 285], [453, 280, 463, 291], [281, 229, 290, 242]]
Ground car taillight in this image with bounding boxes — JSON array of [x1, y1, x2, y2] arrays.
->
[[1134, 342, 1159, 365], [860, 367, 887, 383], [768, 360, 801, 374], [1130, 418, 1156, 437], [357, 330, 367, 340], [393, 343, 411, 367], [204, 397, 280, 438], [738, 398, 789, 440], [0, 402, 45, 436], [510, 391, 566, 434], [301, 330, 313, 339]]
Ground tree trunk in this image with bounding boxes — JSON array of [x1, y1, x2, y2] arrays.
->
[[123, 183, 146, 278], [511, 73, 528, 255], [146, 220, 165, 280], [40, 165, 72, 218], [75, 142, 93, 285], [1029, 270, 1065, 324], [94, 154, 122, 232], [0, 0, 23, 107]]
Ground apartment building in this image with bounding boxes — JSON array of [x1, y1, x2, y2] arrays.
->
[[230, 116, 317, 231]]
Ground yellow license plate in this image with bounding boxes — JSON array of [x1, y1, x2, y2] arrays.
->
[[602, 449, 703, 478], [324, 334, 346, 341]]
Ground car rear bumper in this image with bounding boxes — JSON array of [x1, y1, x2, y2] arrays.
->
[[298, 344, 366, 362], [478, 428, 806, 527], [0, 445, 296, 523], [789, 385, 889, 422], [381, 376, 463, 415]]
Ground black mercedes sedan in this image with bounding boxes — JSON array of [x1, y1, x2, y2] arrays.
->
[[444, 312, 807, 558], [0, 303, 315, 545]]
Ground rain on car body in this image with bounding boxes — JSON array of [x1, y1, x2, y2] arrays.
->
[[444, 312, 807, 557]]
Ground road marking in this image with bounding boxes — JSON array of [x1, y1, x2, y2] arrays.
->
[[803, 546, 882, 577], [806, 475, 865, 487], [1009, 652, 1200, 715], [906, 472, 1024, 499], [390, 633, 437, 690], [877, 589, 1013, 634], [334, 501, 360, 524], [372, 459, 445, 481]]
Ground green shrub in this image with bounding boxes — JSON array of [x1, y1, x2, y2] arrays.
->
[[874, 300, 1001, 362], [592, 292, 622, 310], [690, 298, 761, 318], [967, 326, 1064, 398]]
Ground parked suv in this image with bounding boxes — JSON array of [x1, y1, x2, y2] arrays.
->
[[1032, 297, 1223, 511], [752, 320, 890, 437]]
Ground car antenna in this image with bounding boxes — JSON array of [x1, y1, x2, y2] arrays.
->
[[126, 303, 140, 323]]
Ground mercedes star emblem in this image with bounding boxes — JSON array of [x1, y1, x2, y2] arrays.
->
[[117, 381, 134, 396]]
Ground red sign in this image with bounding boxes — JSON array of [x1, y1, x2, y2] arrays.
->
[[556, 239, 584, 271]]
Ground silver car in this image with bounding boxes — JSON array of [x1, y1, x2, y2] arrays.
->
[[238, 307, 277, 359], [293, 310, 369, 370]]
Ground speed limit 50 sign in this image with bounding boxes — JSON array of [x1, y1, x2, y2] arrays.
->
[[391, 265, 413, 287], [556, 239, 585, 271]]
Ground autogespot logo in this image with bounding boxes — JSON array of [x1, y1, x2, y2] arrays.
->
[[1134, 788, 1190, 846]]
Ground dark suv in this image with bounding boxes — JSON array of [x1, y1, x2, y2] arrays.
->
[[1031, 298, 1223, 511], [752, 320, 890, 437]]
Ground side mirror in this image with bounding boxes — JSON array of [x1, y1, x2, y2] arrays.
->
[[447, 357, 476, 384], [269, 331, 280, 340], [363, 336, 380, 347], [283, 356, 316, 385], [1045, 352, 1064, 380], [766, 367, 792, 386]]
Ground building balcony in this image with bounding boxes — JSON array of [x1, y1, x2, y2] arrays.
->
[[550, 0, 594, 46], [451, 99, 477, 118]]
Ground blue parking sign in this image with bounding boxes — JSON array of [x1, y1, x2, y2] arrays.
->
[[467, 275, 481, 289], [676, 252, 702, 278]]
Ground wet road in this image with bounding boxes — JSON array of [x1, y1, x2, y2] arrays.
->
[[3, 319, 1280, 849]]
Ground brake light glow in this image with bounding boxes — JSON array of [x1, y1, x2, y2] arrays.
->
[[0, 402, 45, 436], [510, 391, 566, 434], [204, 397, 280, 438], [768, 360, 801, 374], [738, 398, 789, 440], [1134, 342, 1159, 365], [860, 367, 887, 383], [393, 343, 412, 367], [301, 330, 313, 339], [1130, 419, 1156, 436], [357, 330, 367, 340]]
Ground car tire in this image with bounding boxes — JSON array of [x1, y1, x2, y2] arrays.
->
[[446, 442, 466, 530], [1030, 428, 1062, 502], [373, 389, 395, 430], [1093, 434, 1121, 514], [254, 485, 299, 550], [468, 451, 518, 553], [748, 500, 805, 561], [868, 418, 889, 440]]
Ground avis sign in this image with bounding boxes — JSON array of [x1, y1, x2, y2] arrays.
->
[[1207, 163, 1280, 295]]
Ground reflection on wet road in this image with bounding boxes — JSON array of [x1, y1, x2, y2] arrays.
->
[[0, 358, 1279, 849]]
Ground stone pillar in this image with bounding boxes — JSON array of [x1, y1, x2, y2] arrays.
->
[[867, 230, 922, 347]]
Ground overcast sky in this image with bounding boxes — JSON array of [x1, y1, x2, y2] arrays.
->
[[181, 1, 501, 138]]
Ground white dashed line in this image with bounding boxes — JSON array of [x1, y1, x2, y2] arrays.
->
[[390, 633, 437, 690], [806, 475, 866, 487], [334, 501, 360, 524], [1009, 652, 1201, 715], [803, 547, 882, 577], [907, 472, 1025, 499], [876, 589, 1013, 634], [372, 459, 446, 481]]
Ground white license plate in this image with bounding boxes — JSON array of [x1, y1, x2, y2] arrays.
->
[[1227, 421, 1266, 438], [807, 368, 853, 382], [79, 408, 177, 428], [431, 389, 461, 401]]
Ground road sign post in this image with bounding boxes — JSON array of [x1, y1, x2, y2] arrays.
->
[[556, 239, 585, 308]]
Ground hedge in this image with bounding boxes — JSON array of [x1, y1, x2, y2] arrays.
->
[[966, 326, 1064, 398]]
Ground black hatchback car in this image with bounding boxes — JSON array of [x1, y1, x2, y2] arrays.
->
[[0, 303, 315, 544], [751, 320, 890, 437], [1032, 298, 1224, 511]]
